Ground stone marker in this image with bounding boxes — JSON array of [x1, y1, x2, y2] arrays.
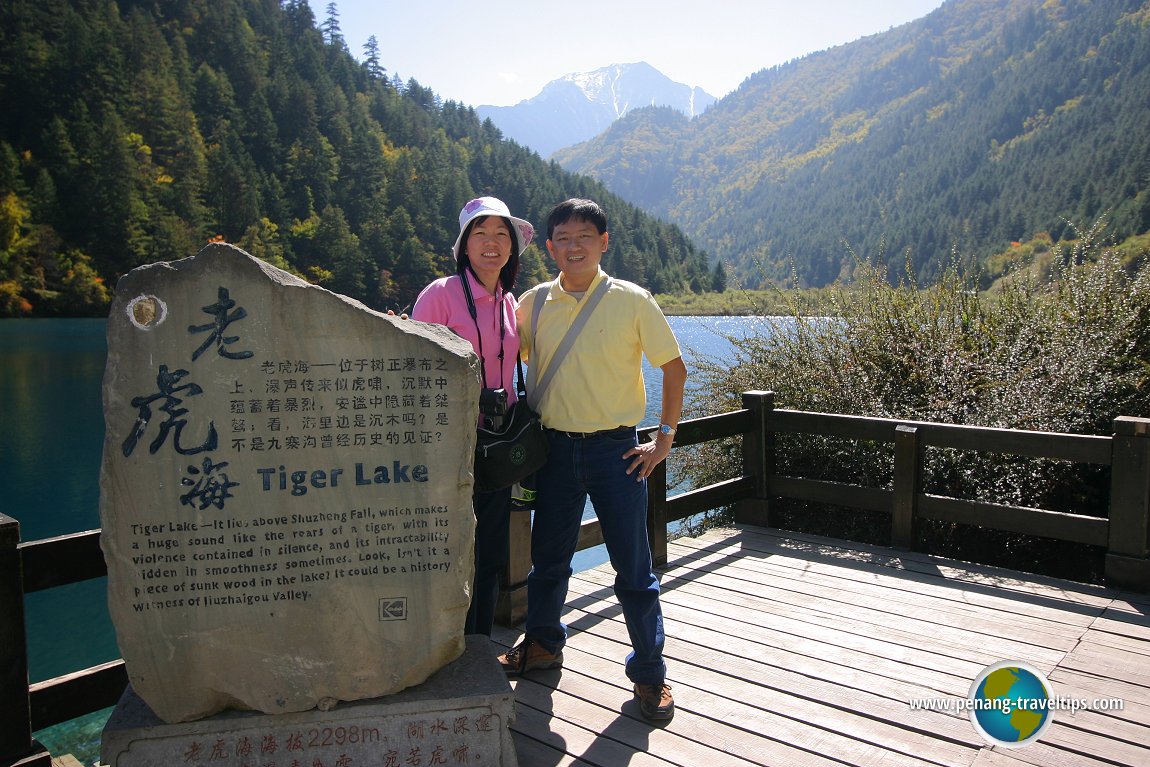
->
[[99, 244, 479, 724]]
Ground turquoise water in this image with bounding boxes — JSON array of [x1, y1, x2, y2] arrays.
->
[[2, 315, 752, 764], [1, 320, 116, 681], [1, 319, 107, 541], [1, 319, 114, 765]]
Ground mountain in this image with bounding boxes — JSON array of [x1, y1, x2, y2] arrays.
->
[[477, 62, 715, 158], [0, 1, 716, 317], [554, 0, 1150, 289]]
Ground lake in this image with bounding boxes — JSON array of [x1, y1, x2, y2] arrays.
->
[[0, 314, 759, 762]]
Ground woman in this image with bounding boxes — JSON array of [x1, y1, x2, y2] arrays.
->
[[411, 196, 535, 636]]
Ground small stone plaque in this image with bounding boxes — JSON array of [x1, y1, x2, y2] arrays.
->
[[100, 637, 517, 767], [99, 244, 480, 723]]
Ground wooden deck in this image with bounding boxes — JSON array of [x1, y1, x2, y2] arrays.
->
[[493, 525, 1150, 767]]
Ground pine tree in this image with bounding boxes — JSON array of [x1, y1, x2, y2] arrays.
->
[[316, 204, 367, 298], [320, 2, 343, 47], [363, 36, 385, 80], [712, 260, 728, 293]]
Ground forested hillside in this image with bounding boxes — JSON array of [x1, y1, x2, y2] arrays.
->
[[555, 0, 1150, 288], [0, 0, 717, 317]]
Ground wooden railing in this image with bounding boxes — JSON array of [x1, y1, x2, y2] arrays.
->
[[1, 522, 127, 766], [497, 390, 1150, 622], [4, 390, 1150, 766]]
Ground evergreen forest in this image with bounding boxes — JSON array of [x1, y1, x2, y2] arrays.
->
[[556, 0, 1150, 289], [0, 0, 718, 317]]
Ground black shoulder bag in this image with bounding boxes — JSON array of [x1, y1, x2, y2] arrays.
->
[[463, 273, 549, 493], [470, 275, 612, 493]]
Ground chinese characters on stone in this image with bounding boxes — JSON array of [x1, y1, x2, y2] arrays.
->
[[177, 712, 499, 766], [120, 288, 454, 514]]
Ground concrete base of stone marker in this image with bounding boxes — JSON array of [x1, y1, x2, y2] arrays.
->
[[99, 636, 517, 767]]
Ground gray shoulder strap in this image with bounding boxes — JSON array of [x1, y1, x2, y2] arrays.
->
[[527, 276, 611, 410]]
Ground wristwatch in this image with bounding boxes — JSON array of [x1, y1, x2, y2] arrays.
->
[[658, 423, 677, 437]]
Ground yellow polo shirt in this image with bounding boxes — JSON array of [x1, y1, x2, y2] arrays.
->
[[517, 269, 682, 433]]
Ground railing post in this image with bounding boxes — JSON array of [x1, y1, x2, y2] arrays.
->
[[1106, 417, 1150, 591], [736, 391, 775, 527], [496, 508, 532, 627], [1, 513, 51, 767], [647, 459, 668, 570], [892, 425, 922, 549]]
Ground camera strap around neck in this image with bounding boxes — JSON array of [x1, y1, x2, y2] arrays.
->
[[526, 275, 611, 410], [459, 270, 506, 391]]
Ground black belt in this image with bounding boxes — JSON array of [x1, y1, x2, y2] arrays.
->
[[548, 426, 635, 440]]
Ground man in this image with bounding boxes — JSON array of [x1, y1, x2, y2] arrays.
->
[[499, 198, 687, 721]]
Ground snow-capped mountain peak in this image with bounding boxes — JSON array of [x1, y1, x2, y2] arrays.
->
[[477, 62, 715, 157]]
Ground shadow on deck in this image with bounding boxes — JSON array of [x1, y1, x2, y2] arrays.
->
[[498, 525, 1150, 767]]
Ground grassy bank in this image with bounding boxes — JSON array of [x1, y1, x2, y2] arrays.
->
[[655, 287, 834, 316]]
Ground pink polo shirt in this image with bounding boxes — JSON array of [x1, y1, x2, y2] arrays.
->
[[411, 271, 520, 405]]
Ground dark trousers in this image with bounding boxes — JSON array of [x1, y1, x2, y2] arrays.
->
[[525, 428, 666, 685], [465, 485, 512, 636]]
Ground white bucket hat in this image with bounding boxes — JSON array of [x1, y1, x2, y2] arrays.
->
[[452, 196, 535, 260]]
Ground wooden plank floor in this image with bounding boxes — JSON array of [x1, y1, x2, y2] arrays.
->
[[493, 525, 1150, 766]]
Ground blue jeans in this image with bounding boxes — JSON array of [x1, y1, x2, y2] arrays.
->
[[525, 428, 666, 685], [465, 486, 511, 636]]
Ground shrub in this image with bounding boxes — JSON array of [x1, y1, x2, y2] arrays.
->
[[0, 279, 32, 316], [679, 244, 1150, 582]]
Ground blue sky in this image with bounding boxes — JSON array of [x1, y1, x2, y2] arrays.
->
[[308, 1, 947, 107]]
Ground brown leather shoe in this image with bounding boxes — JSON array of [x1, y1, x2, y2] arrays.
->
[[634, 683, 675, 721], [497, 637, 563, 675]]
